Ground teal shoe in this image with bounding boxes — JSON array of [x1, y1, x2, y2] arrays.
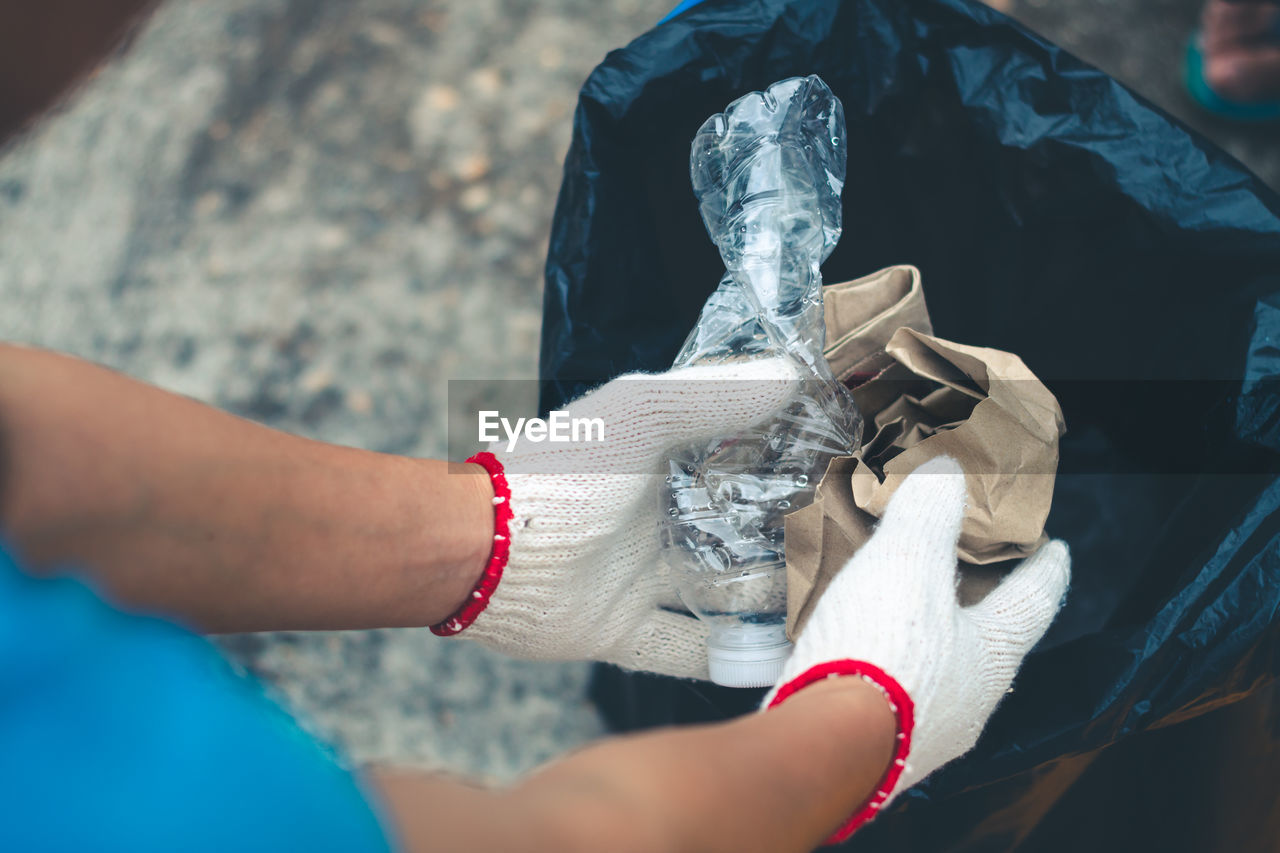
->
[[1184, 32, 1280, 122]]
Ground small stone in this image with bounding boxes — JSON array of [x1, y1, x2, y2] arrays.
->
[[456, 152, 491, 183], [538, 45, 564, 70], [459, 184, 490, 212], [193, 191, 223, 217], [410, 87, 455, 148], [544, 98, 570, 121], [470, 67, 502, 98], [379, 150, 415, 172], [313, 81, 344, 110], [364, 20, 403, 48], [205, 255, 227, 277], [317, 226, 348, 251], [418, 9, 446, 31], [255, 182, 291, 213], [425, 84, 459, 112], [300, 367, 334, 393], [345, 389, 372, 414]]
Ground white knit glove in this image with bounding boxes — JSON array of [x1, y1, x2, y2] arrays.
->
[[435, 358, 800, 680], [764, 455, 1070, 842]]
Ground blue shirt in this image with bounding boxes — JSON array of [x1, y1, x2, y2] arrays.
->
[[0, 541, 393, 852]]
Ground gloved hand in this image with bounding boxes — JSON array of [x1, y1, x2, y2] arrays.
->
[[433, 358, 800, 680], [764, 455, 1070, 843]]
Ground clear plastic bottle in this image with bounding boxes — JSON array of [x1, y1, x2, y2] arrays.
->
[[659, 75, 862, 688]]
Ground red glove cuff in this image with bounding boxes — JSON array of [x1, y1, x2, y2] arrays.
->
[[767, 660, 915, 845], [429, 451, 513, 636]]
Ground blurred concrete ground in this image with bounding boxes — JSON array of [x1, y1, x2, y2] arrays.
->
[[0, 0, 1275, 782], [0, 0, 636, 780]]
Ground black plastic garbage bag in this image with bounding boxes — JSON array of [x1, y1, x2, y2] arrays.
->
[[539, 0, 1280, 849]]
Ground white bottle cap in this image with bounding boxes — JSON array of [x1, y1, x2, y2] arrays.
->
[[706, 625, 793, 688]]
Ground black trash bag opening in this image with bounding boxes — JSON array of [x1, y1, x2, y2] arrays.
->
[[540, 0, 1280, 849]]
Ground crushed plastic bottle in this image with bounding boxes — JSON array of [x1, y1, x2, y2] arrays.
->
[[659, 75, 863, 688]]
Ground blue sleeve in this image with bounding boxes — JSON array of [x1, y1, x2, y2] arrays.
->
[[0, 542, 395, 853]]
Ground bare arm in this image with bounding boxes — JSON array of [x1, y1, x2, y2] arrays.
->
[[0, 343, 493, 632], [372, 676, 895, 853]]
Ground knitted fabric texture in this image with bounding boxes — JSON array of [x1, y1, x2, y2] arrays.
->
[[455, 358, 801, 679], [764, 455, 1070, 828]]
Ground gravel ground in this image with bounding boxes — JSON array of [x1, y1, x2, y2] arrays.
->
[[0, 0, 646, 780], [0, 0, 1274, 783]]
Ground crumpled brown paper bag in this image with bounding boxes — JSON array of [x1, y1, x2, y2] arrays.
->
[[822, 265, 932, 383], [786, 271, 1065, 639]]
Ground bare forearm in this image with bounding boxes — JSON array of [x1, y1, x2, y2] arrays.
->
[[0, 344, 492, 631], [374, 678, 895, 853]]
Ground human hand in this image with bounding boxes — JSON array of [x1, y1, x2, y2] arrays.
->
[[434, 358, 800, 679], [763, 455, 1070, 842]]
